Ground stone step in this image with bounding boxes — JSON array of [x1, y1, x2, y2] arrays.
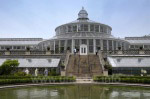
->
[[76, 79, 93, 83]]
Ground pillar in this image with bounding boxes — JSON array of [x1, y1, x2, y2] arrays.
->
[[100, 39, 103, 50], [72, 39, 74, 54], [54, 40, 55, 54], [107, 40, 109, 51], [93, 39, 96, 54], [112, 40, 114, 50]]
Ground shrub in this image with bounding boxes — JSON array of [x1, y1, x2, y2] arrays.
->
[[0, 60, 19, 75], [14, 72, 26, 76]]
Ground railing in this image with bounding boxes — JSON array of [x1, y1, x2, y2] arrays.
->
[[0, 50, 150, 56], [101, 50, 150, 55], [30, 51, 46, 55], [64, 51, 70, 70], [0, 50, 61, 56], [10, 51, 26, 55], [0, 51, 5, 55], [98, 51, 105, 73]]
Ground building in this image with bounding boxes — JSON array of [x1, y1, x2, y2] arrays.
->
[[126, 35, 150, 50], [38, 7, 129, 55], [0, 7, 150, 76]]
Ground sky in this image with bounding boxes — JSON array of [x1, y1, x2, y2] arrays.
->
[[0, 0, 150, 39]]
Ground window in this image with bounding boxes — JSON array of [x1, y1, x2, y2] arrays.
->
[[90, 24, 94, 32], [130, 45, 134, 49], [95, 25, 99, 32], [68, 25, 72, 32], [27, 59, 32, 63], [73, 25, 77, 32], [100, 26, 104, 32], [138, 58, 142, 63], [48, 59, 51, 63], [109, 40, 112, 50], [81, 39, 87, 44], [117, 58, 121, 62], [84, 24, 88, 31], [103, 40, 107, 50]]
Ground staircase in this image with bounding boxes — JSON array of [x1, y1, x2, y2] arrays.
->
[[66, 54, 103, 77]]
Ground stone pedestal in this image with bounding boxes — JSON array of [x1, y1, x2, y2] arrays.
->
[[61, 71, 66, 76], [117, 50, 123, 55], [46, 51, 51, 55], [5, 51, 10, 55], [139, 50, 145, 55], [103, 70, 108, 76], [25, 51, 30, 55]]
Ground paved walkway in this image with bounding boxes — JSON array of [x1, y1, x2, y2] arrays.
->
[[1, 82, 150, 89]]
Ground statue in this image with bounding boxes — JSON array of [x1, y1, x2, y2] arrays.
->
[[25, 68, 29, 75], [35, 68, 38, 76], [44, 68, 48, 76]]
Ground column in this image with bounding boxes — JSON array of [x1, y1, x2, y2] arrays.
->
[[88, 24, 90, 32], [93, 39, 96, 54], [64, 40, 67, 53], [59, 40, 60, 53], [99, 25, 101, 33], [112, 40, 114, 50], [54, 40, 55, 54], [100, 39, 103, 50], [72, 39, 74, 54], [107, 40, 109, 51], [87, 39, 89, 54]]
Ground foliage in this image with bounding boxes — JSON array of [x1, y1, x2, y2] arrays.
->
[[14, 71, 26, 76], [93, 76, 150, 84], [0, 76, 76, 85], [48, 69, 59, 76], [104, 62, 112, 75], [0, 60, 19, 75]]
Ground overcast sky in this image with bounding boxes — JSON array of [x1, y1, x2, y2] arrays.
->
[[0, 0, 150, 39]]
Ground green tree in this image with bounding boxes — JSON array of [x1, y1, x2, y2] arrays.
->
[[0, 60, 19, 75]]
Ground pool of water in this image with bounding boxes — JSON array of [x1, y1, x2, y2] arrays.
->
[[0, 84, 150, 99]]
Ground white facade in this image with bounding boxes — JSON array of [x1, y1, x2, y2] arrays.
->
[[38, 8, 129, 54]]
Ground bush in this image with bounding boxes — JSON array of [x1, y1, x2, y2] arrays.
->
[[0, 76, 76, 85], [94, 76, 150, 84], [0, 60, 19, 75], [14, 72, 26, 76]]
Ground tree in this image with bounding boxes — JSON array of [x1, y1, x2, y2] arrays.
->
[[0, 60, 19, 75]]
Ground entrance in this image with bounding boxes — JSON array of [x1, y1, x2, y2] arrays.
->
[[80, 44, 87, 55]]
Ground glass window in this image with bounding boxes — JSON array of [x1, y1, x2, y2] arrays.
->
[[75, 39, 79, 46], [100, 26, 104, 32], [78, 24, 82, 32], [95, 25, 99, 32], [90, 24, 94, 32], [89, 39, 93, 46], [114, 41, 117, 50], [81, 39, 87, 44], [84, 24, 88, 31], [108, 40, 112, 50], [103, 40, 107, 50], [144, 45, 148, 49], [89, 39, 93, 53], [73, 25, 77, 32], [68, 25, 72, 32]]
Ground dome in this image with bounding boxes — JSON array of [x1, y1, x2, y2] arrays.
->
[[78, 7, 89, 20]]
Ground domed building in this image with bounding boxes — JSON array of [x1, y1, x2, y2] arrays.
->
[[38, 7, 129, 55]]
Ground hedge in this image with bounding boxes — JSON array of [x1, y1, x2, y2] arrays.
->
[[93, 76, 150, 84], [0, 76, 76, 85]]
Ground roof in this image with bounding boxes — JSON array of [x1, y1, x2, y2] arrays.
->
[[51, 32, 116, 39], [108, 56, 150, 67], [0, 38, 43, 45], [127, 40, 150, 45], [0, 58, 60, 68]]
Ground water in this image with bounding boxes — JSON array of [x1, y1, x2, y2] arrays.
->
[[0, 84, 150, 99]]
